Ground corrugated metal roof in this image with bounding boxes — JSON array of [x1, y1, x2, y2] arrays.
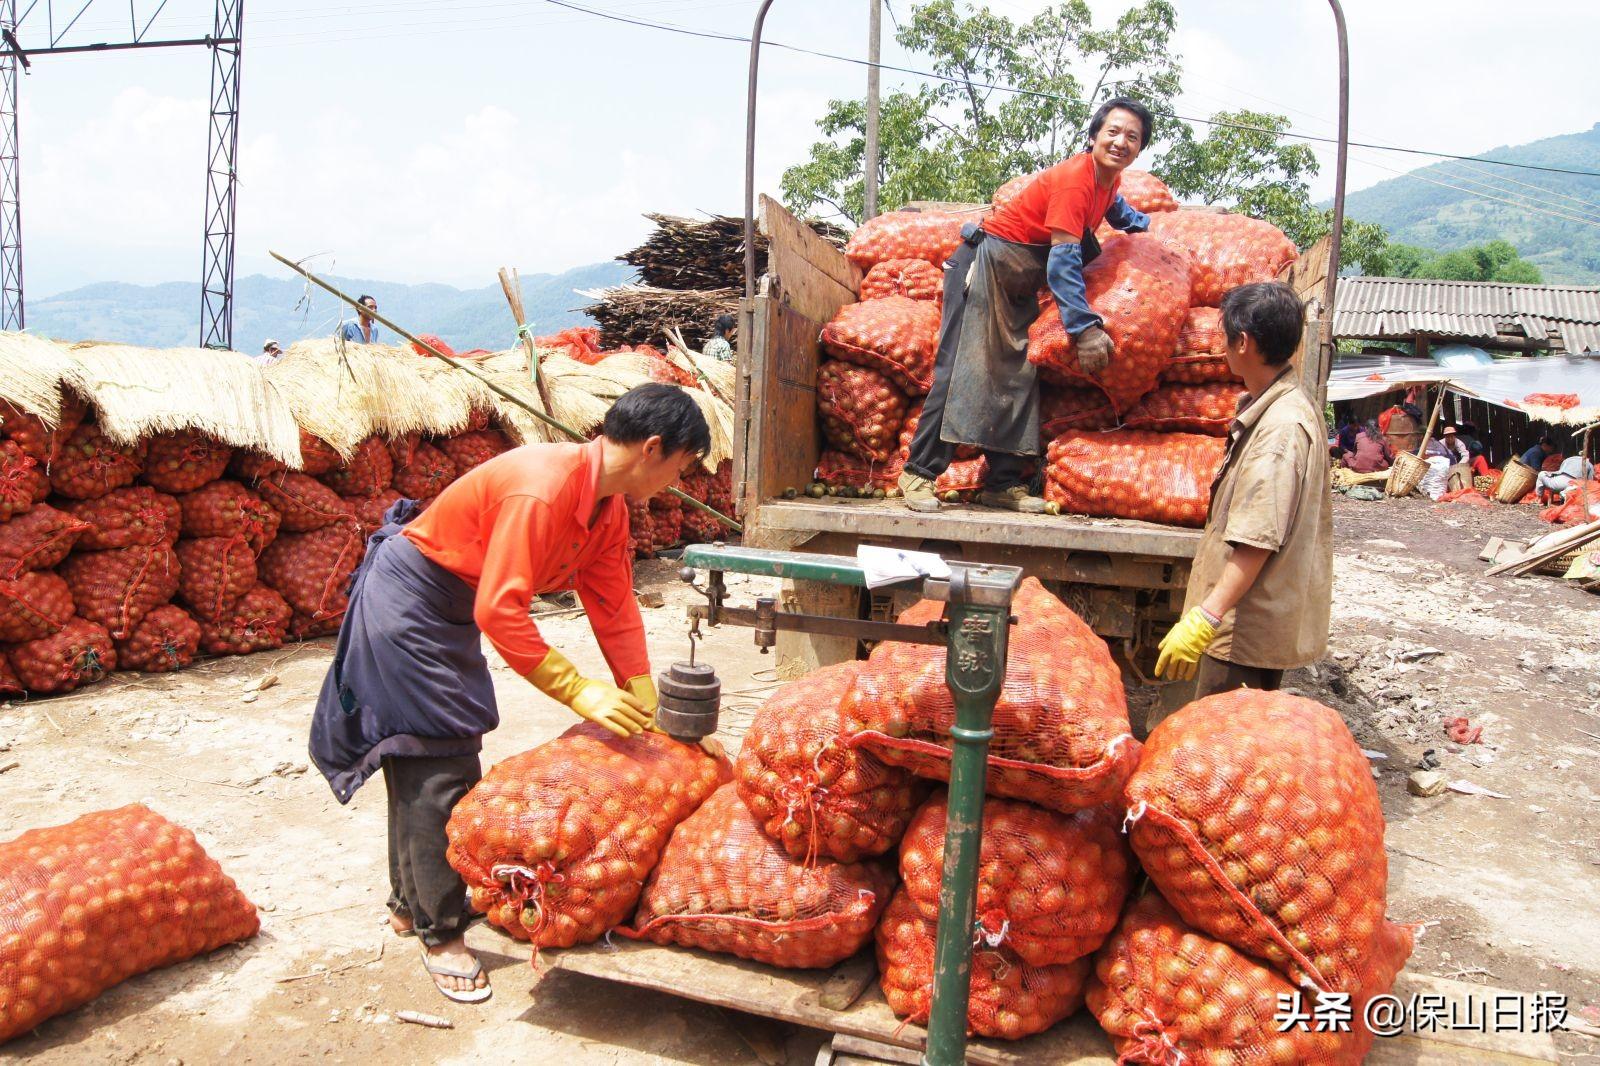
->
[[1334, 277, 1600, 353]]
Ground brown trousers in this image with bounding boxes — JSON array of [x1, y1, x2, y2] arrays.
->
[[1143, 655, 1284, 737]]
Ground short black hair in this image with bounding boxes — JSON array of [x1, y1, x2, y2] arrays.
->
[[713, 313, 736, 336], [1220, 281, 1305, 365], [1087, 96, 1154, 149], [358, 294, 376, 307], [603, 382, 711, 459]]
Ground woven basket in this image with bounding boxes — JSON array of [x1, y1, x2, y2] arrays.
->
[[1387, 452, 1428, 497], [1495, 459, 1537, 504]]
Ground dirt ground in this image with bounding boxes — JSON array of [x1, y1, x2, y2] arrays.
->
[[1, 496, 1598, 1064]]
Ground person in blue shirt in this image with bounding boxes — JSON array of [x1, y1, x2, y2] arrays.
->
[[339, 294, 381, 344], [1520, 436, 1558, 471]]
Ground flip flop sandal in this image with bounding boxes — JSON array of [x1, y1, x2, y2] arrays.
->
[[420, 945, 492, 1004]]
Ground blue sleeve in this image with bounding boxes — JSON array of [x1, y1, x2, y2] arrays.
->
[[1046, 242, 1102, 337], [1103, 195, 1149, 234], [338, 322, 358, 342], [1521, 446, 1543, 468]]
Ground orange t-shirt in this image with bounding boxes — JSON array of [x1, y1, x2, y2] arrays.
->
[[402, 439, 648, 683], [984, 153, 1119, 246]]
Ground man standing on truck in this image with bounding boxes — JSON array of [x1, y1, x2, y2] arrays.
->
[[308, 383, 709, 1004], [898, 97, 1154, 513], [1152, 282, 1331, 705]]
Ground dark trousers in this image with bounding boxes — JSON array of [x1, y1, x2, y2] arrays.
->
[[904, 253, 1028, 492], [382, 753, 482, 947], [1194, 655, 1284, 700]]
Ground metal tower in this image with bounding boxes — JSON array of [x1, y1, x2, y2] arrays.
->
[[199, 0, 243, 350], [1, 0, 21, 331]]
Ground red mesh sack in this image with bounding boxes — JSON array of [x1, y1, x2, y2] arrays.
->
[[174, 536, 256, 621], [708, 460, 734, 516], [0, 805, 259, 1045], [439, 429, 511, 473], [815, 449, 901, 492], [297, 430, 341, 476], [50, 423, 148, 500], [598, 350, 698, 389], [251, 470, 354, 532], [1523, 392, 1580, 410], [342, 488, 404, 534], [534, 326, 605, 364], [938, 456, 988, 495], [140, 430, 232, 493], [0, 504, 91, 578], [821, 296, 939, 395], [0, 657, 19, 698], [1119, 169, 1180, 214], [627, 499, 657, 559], [1540, 483, 1598, 525], [114, 604, 201, 673], [445, 723, 730, 950], [877, 888, 1090, 1040], [227, 449, 286, 481], [61, 486, 182, 549], [991, 171, 1035, 212], [894, 403, 987, 497], [648, 501, 683, 552], [1088, 892, 1397, 1066], [6, 617, 116, 694], [844, 210, 967, 270], [1027, 235, 1192, 413], [1123, 384, 1244, 437], [1045, 430, 1224, 527], [0, 393, 87, 465], [58, 545, 180, 640], [1040, 386, 1116, 437], [817, 360, 909, 463], [841, 577, 1139, 813], [859, 258, 944, 303], [1164, 307, 1241, 385], [177, 480, 281, 554], [0, 570, 75, 643], [1125, 691, 1416, 996], [1148, 212, 1298, 308], [393, 441, 458, 500], [735, 662, 921, 863], [386, 431, 421, 470], [320, 436, 395, 497], [899, 793, 1130, 967], [629, 784, 893, 968], [411, 333, 456, 358], [0, 441, 37, 522], [258, 519, 364, 630], [198, 585, 291, 656]]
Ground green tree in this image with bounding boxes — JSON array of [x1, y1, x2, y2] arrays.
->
[[1375, 238, 1543, 282], [781, 0, 1182, 224]]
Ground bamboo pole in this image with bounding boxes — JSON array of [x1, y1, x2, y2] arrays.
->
[[497, 266, 556, 420], [269, 251, 741, 534]]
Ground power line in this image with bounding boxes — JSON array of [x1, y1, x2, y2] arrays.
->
[[531, 0, 1600, 180]]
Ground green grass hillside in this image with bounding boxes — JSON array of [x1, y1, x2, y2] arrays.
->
[[1340, 123, 1600, 284]]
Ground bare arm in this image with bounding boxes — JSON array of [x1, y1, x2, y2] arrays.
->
[[1199, 544, 1272, 621]]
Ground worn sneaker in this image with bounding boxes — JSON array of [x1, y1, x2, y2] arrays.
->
[[898, 471, 942, 512], [977, 485, 1047, 513]]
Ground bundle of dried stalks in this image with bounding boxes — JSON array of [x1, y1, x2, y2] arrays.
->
[[620, 212, 847, 291], [536, 352, 733, 471], [580, 284, 739, 350], [61, 344, 303, 463], [0, 331, 75, 422]]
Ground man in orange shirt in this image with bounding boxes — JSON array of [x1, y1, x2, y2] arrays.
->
[[900, 96, 1153, 513], [310, 383, 710, 1003]]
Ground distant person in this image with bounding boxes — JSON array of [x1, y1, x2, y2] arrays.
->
[[702, 314, 735, 363], [1536, 454, 1595, 501], [1439, 426, 1471, 465], [255, 339, 284, 368], [1340, 419, 1391, 473], [1520, 436, 1560, 471], [1456, 422, 1492, 475], [339, 295, 381, 344]]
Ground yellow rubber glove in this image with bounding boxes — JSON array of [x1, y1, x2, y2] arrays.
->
[[624, 674, 659, 716], [1154, 608, 1218, 682], [528, 649, 652, 738]]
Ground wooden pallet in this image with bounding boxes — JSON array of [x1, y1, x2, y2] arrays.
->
[[546, 940, 1558, 1064]]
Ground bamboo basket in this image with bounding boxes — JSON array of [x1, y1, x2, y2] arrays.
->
[[1495, 458, 1537, 504], [1386, 451, 1428, 497]]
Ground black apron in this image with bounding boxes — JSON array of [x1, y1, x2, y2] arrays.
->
[[937, 226, 1100, 457]]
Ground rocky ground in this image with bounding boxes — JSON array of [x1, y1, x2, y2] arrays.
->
[[0, 494, 1596, 1064]]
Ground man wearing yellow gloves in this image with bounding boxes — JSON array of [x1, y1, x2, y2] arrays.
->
[[1154, 282, 1331, 710], [311, 383, 710, 1003]]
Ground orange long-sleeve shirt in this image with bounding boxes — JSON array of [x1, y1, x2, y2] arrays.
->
[[402, 439, 648, 684]]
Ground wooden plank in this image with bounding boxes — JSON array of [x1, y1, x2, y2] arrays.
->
[[776, 578, 861, 678], [747, 299, 827, 530], [753, 497, 1202, 560], [760, 194, 862, 300], [1366, 973, 1560, 1064], [830, 1034, 921, 1064], [548, 940, 1114, 1065], [818, 953, 878, 1011], [769, 240, 859, 327]]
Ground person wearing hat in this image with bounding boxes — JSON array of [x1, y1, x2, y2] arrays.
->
[[1439, 426, 1473, 492], [255, 339, 285, 368]]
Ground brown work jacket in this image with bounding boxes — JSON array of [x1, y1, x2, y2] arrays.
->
[[1183, 369, 1332, 669]]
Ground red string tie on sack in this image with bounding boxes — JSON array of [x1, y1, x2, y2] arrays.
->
[[492, 861, 564, 966], [1123, 1011, 1187, 1065]]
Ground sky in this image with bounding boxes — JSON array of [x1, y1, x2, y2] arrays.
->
[[13, 0, 1600, 299]]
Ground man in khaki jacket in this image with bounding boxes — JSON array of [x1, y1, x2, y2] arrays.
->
[[1154, 280, 1332, 701]]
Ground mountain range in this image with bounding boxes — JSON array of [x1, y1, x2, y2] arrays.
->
[[27, 260, 634, 355], [1339, 122, 1600, 285]]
